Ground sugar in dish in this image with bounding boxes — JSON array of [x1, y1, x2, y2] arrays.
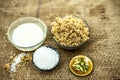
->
[[33, 46, 59, 70]]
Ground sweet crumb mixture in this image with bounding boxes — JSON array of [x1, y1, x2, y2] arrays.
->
[[51, 15, 89, 46], [4, 53, 32, 73]]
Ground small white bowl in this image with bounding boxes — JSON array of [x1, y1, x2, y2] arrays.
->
[[7, 17, 47, 51]]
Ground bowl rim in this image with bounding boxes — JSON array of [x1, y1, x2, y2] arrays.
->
[[7, 17, 47, 49], [69, 55, 93, 76]]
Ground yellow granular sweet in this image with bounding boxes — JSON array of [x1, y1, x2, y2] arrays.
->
[[21, 54, 32, 62], [4, 63, 10, 71], [4, 53, 32, 72], [51, 15, 89, 46]]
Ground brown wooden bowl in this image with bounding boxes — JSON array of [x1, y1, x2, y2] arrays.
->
[[69, 55, 93, 76], [51, 16, 90, 50]]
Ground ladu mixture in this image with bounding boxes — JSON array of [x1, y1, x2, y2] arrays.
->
[[51, 15, 89, 46]]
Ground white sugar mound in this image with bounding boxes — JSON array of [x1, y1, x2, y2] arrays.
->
[[33, 46, 59, 70]]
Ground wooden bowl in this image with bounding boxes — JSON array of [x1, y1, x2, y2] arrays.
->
[[69, 55, 93, 76], [52, 17, 90, 50]]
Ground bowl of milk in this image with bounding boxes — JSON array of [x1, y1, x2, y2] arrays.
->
[[7, 17, 47, 51]]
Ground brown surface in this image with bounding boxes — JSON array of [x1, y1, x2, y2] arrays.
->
[[0, 0, 120, 80]]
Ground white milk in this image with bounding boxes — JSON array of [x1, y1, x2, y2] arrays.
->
[[12, 23, 43, 47]]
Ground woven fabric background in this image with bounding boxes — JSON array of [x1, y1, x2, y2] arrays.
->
[[0, 0, 120, 80]]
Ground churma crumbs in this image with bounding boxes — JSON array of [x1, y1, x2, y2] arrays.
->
[[4, 53, 32, 72], [51, 15, 89, 46]]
